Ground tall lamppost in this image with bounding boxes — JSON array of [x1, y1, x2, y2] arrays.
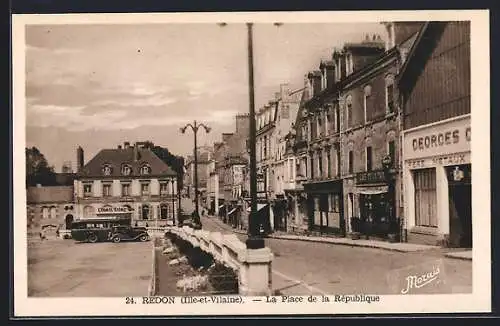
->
[[218, 22, 282, 249], [180, 121, 211, 229]]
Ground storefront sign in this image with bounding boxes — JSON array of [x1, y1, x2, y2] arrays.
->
[[356, 170, 386, 185], [406, 152, 470, 169], [403, 116, 470, 161], [96, 206, 130, 214]]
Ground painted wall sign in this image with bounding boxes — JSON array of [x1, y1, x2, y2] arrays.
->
[[96, 206, 131, 214], [405, 152, 470, 169], [403, 116, 470, 161]]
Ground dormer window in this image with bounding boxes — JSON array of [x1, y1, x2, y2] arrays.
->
[[121, 164, 132, 176], [102, 164, 113, 176], [140, 164, 151, 175]]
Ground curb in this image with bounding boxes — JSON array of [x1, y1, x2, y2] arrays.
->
[[203, 217, 437, 253], [148, 239, 159, 296], [444, 253, 472, 261]]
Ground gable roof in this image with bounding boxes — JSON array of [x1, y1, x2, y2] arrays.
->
[[27, 186, 74, 204], [397, 22, 448, 93], [79, 147, 177, 177]]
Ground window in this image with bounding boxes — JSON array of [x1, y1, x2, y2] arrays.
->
[[309, 120, 314, 141], [366, 146, 373, 172], [263, 136, 267, 158], [386, 83, 395, 114], [317, 116, 323, 137], [414, 168, 437, 227], [334, 106, 340, 132], [103, 183, 112, 197], [388, 141, 396, 166], [160, 182, 169, 195], [310, 155, 315, 179], [346, 96, 353, 129], [83, 205, 95, 217], [318, 151, 323, 178], [160, 204, 169, 219], [141, 205, 150, 220], [348, 151, 353, 174], [336, 150, 341, 177], [326, 150, 331, 178], [42, 207, 49, 219], [329, 194, 340, 212], [141, 183, 150, 195], [83, 183, 92, 197], [346, 53, 354, 75], [102, 165, 112, 176], [140, 165, 151, 175], [121, 165, 132, 176], [121, 183, 131, 197]]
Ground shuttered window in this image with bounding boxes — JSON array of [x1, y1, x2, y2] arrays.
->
[[414, 168, 438, 227]]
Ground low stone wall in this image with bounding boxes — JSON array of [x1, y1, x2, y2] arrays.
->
[[166, 226, 274, 296]]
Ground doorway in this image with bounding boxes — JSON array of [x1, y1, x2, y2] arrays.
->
[[447, 165, 472, 248], [65, 214, 74, 230]]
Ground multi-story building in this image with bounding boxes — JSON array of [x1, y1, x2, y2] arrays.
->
[[255, 99, 278, 232], [269, 84, 304, 232], [184, 146, 212, 205], [339, 34, 408, 238], [74, 141, 178, 227], [398, 21, 471, 248]]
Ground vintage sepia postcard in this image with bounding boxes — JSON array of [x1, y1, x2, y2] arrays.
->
[[12, 10, 490, 317]]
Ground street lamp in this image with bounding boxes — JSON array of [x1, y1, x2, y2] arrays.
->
[[171, 179, 176, 226], [180, 121, 211, 230], [219, 22, 282, 250]]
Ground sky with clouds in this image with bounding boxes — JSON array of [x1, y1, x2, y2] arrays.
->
[[25, 22, 387, 172]]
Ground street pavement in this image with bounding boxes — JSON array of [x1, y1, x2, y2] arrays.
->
[[28, 238, 152, 297], [199, 215, 472, 295]]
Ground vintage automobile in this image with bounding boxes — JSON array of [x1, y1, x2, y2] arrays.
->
[[109, 225, 150, 243], [70, 217, 148, 243]]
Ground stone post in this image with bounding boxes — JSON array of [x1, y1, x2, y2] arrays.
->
[[238, 247, 274, 296]]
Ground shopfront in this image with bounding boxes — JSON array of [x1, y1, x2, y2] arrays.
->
[[304, 180, 344, 235], [403, 114, 471, 247]]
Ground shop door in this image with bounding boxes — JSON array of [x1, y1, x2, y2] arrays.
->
[[449, 184, 472, 248]]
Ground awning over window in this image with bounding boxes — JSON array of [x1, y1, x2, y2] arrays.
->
[[356, 185, 388, 195], [228, 208, 237, 216], [218, 204, 225, 209], [246, 203, 268, 212]]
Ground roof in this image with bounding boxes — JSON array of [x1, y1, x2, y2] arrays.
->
[[79, 147, 177, 177], [27, 186, 74, 204], [397, 22, 447, 92]]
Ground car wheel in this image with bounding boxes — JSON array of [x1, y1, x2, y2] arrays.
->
[[139, 234, 149, 242], [87, 233, 98, 243], [112, 235, 121, 243]]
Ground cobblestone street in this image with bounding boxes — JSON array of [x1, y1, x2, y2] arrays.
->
[[200, 216, 472, 295]]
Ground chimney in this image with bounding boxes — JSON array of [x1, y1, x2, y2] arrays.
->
[[76, 146, 84, 173], [124, 141, 130, 149], [133, 142, 139, 161], [274, 92, 281, 101]]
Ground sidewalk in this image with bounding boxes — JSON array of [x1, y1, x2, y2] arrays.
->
[[203, 215, 439, 253], [444, 250, 473, 261]]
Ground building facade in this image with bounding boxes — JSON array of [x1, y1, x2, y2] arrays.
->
[[27, 185, 76, 231], [398, 21, 471, 248], [74, 141, 178, 227]]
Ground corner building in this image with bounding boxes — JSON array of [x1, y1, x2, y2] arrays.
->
[[398, 22, 471, 248], [74, 142, 178, 226]]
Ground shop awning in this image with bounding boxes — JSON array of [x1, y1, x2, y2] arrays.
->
[[356, 185, 388, 195], [218, 204, 225, 209], [246, 203, 268, 212], [228, 208, 237, 216]]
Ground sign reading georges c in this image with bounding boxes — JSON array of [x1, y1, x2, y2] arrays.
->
[[403, 115, 470, 161], [387, 259, 450, 294]]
